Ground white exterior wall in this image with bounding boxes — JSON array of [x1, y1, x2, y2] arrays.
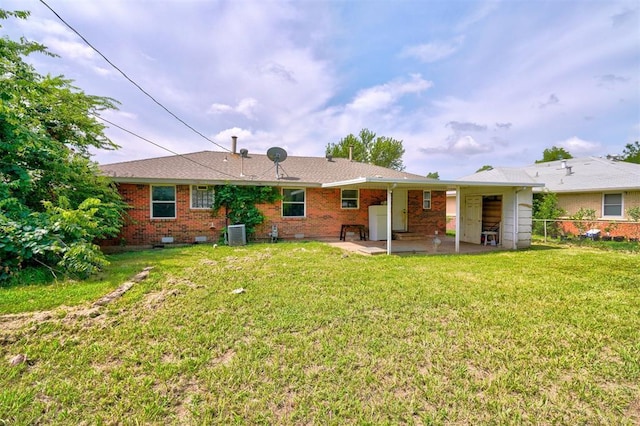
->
[[516, 188, 533, 249], [458, 186, 534, 249]]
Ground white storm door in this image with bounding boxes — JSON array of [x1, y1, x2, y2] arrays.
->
[[392, 189, 408, 231], [463, 195, 482, 244]]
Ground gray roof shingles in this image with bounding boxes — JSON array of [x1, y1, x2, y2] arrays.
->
[[100, 150, 428, 186]]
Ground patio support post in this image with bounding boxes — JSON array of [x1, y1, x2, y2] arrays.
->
[[455, 186, 461, 253], [387, 185, 394, 255], [513, 187, 523, 250]]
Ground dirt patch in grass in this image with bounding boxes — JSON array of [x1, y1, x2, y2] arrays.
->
[[0, 267, 153, 344], [210, 348, 236, 367], [626, 397, 640, 423]]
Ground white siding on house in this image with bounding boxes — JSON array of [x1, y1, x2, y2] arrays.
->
[[517, 189, 533, 249], [457, 186, 534, 249]]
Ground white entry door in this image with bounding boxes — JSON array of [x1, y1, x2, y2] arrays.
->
[[462, 195, 482, 244], [392, 189, 408, 232]]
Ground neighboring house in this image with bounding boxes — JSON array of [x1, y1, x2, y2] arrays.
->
[[100, 141, 542, 252], [451, 156, 640, 238]]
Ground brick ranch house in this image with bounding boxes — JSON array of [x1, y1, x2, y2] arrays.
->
[[100, 143, 542, 253]]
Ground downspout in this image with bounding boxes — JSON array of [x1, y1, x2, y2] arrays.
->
[[387, 184, 395, 255], [455, 186, 461, 253]]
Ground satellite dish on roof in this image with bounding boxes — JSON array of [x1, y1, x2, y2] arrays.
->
[[267, 147, 287, 179], [267, 147, 287, 163]]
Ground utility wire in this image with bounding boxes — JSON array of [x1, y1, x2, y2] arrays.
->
[[96, 115, 238, 179], [39, 0, 230, 153]]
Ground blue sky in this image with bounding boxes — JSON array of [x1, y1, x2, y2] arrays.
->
[[3, 0, 639, 178]]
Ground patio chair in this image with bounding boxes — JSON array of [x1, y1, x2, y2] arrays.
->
[[481, 222, 500, 246]]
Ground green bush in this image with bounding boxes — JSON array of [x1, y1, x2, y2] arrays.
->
[[532, 192, 564, 236], [0, 198, 112, 281]]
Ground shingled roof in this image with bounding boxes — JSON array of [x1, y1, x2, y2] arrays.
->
[[458, 156, 640, 193], [100, 150, 429, 187]]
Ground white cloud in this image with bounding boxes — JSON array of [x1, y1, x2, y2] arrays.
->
[[450, 135, 493, 155], [208, 104, 234, 114], [347, 74, 432, 113], [208, 98, 259, 119], [42, 37, 94, 60], [455, 1, 499, 31], [558, 136, 602, 155], [399, 36, 465, 63]]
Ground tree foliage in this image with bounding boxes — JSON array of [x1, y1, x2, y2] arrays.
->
[[476, 165, 493, 173], [621, 141, 640, 164], [426, 171, 439, 180], [325, 128, 405, 171], [212, 185, 281, 242], [535, 146, 573, 163], [532, 192, 565, 236], [0, 10, 125, 280]]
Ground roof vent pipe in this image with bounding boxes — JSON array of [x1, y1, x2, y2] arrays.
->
[[349, 145, 354, 162], [565, 166, 573, 176], [561, 159, 567, 168], [231, 136, 237, 154]]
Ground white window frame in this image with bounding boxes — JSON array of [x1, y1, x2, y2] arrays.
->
[[190, 185, 215, 209], [602, 192, 623, 218], [151, 185, 176, 219], [341, 189, 359, 209], [282, 188, 306, 218], [423, 190, 432, 210]]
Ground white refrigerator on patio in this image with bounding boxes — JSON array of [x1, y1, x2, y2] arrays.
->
[[368, 205, 388, 241]]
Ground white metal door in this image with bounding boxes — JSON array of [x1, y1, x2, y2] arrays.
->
[[463, 195, 482, 244], [392, 189, 408, 231]]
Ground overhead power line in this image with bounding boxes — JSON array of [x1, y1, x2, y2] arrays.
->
[[96, 115, 238, 179], [39, 0, 230, 153]]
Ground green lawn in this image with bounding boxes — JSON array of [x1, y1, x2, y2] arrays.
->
[[1, 242, 639, 424]]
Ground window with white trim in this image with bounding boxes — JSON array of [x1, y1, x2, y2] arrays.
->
[[423, 190, 432, 210], [282, 188, 305, 217], [151, 185, 176, 218], [603, 193, 623, 217], [341, 189, 359, 209], [191, 185, 215, 209]]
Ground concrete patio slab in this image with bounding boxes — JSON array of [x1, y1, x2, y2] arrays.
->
[[326, 236, 505, 256]]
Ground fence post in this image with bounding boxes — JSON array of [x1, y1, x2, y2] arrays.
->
[[544, 219, 547, 242]]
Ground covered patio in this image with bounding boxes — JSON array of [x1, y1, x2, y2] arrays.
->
[[322, 176, 542, 255]]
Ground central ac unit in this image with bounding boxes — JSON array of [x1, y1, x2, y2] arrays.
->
[[227, 224, 246, 246]]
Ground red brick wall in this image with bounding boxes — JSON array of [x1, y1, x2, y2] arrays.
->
[[558, 220, 640, 240], [101, 184, 447, 246], [407, 190, 447, 235], [101, 184, 224, 246]]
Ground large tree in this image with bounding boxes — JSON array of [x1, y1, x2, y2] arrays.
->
[[325, 128, 405, 171], [0, 10, 125, 280], [535, 146, 573, 163], [621, 141, 640, 164]]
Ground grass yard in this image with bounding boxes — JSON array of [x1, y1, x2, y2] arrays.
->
[[1, 242, 639, 424]]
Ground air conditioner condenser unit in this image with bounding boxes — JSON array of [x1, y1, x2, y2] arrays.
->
[[227, 224, 246, 246]]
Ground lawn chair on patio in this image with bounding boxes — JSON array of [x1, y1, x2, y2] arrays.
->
[[481, 222, 500, 246]]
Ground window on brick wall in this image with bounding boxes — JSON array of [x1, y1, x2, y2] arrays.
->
[[341, 189, 359, 209], [191, 185, 215, 209], [151, 185, 176, 219], [282, 188, 305, 217], [423, 190, 432, 210], [602, 193, 623, 217]]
